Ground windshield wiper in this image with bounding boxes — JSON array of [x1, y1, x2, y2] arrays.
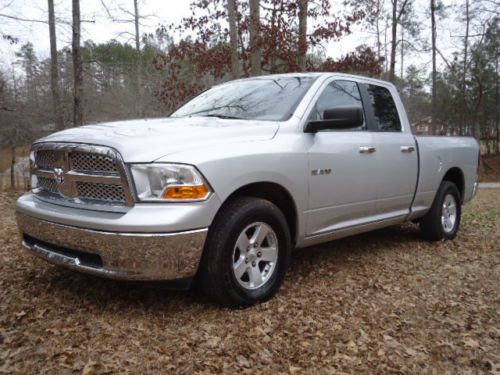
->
[[198, 114, 245, 120]]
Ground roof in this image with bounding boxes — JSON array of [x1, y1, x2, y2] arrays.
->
[[240, 72, 395, 89]]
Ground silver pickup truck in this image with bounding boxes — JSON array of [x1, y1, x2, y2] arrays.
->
[[16, 73, 480, 307]]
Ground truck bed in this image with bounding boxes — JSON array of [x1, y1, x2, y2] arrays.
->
[[410, 136, 479, 220]]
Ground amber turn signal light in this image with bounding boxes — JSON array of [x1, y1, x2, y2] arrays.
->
[[162, 185, 209, 200]]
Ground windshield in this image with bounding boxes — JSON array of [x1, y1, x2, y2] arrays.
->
[[172, 76, 316, 121]]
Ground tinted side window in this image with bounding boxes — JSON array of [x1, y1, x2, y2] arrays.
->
[[310, 80, 365, 129], [366, 85, 401, 132]]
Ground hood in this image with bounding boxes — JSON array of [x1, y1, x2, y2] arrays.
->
[[37, 117, 280, 162]]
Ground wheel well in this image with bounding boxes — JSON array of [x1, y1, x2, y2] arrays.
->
[[443, 167, 464, 201], [223, 182, 298, 244]]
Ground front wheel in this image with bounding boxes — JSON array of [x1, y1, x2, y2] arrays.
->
[[420, 181, 462, 241], [198, 197, 291, 307]]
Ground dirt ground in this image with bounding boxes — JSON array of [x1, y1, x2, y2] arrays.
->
[[0, 190, 499, 374]]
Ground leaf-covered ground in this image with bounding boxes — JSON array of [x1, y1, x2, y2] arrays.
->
[[0, 190, 499, 374]]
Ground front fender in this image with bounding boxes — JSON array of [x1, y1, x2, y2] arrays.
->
[[156, 135, 309, 242]]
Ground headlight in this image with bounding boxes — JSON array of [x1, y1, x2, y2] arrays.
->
[[130, 163, 211, 202]]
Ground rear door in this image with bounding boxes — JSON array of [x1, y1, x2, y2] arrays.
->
[[306, 79, 380, 236], [363, 83, 418, 218]]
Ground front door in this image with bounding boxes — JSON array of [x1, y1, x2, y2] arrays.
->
[[306, 80, 380, 236]]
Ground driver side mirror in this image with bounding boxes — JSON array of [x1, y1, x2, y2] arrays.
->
[[304, 106, 364, 133]]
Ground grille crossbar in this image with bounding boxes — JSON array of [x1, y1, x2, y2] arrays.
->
[[31, 143, 133, 210]]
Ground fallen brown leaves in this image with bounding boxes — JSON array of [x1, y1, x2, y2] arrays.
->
[[0, 190, 499, 374]]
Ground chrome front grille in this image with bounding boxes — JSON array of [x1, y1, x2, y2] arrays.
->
[[37, 176, 58, 193], [76, 181, 126, 203], [31, 143, 133, 210], [70, 152, 118, 174], [35, 150, 62, 170]]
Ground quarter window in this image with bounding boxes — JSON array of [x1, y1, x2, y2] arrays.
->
[[366, 85, 402, 132], [309, 80, 365, 129]]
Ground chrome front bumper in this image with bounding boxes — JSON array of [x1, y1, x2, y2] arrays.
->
[[17, 212, 208, 281]]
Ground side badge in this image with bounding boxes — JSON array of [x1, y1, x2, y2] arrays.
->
[[312, 169, 332, 176]]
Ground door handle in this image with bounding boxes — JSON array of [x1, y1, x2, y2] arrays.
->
[[401, 146, 415, 153], [359, 146, 376, 154]]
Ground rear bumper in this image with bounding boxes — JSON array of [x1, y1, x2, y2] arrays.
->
[[17, 211, 208, 281]]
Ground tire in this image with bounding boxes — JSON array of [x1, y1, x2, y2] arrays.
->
[[198, 197, 292, 307], [420, 181, 461, 241]]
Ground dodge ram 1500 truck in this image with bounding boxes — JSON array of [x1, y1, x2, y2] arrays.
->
[[16, 73, 480, 307]]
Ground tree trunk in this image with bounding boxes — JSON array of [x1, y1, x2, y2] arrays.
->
[[133, 0, 143, 117], [249, 0, 261, 76], [384, 16, 389, 72], [375, 0, 381, 63], [495, 50, 499, 155], [269, 1, 277, 73], [236, 8, 248, 76], [297, 0, 308, 71], [389, 0, 398, 83], [227, 0, 240, 79], [475, 81, 483, 140], [10, 144, 15, 190], [72, 0, 83, 126], [48, 0, 64, 130], [400, 27, 404, 80], [460, 0, 469, 136], [430, 0, 437, 135]]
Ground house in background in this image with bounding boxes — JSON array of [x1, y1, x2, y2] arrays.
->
[[411, 117, 432, 135], [411, 117, 448, 136]]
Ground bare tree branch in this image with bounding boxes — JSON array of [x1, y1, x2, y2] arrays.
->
[[0, 12, 48, 24], [0, 12, 95, 25], [395, 0, 410, 23]]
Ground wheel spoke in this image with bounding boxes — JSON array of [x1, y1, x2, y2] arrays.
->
[[449, 205, 456, 216], [446, 217, 452, 230], [248, 265, 263, 287], [259, 246, 277, 262], [233, 257, 248, 280], [251, 224, 269, 246], [236, 231, 250, 252]]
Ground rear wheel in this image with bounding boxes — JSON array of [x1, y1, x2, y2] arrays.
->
[[198, 197, 291, 307], [420, 181, 461, 241]]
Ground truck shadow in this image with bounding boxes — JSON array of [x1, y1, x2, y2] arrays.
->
[[32, 223, 422, 312], [287, 223, 423, 281]]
